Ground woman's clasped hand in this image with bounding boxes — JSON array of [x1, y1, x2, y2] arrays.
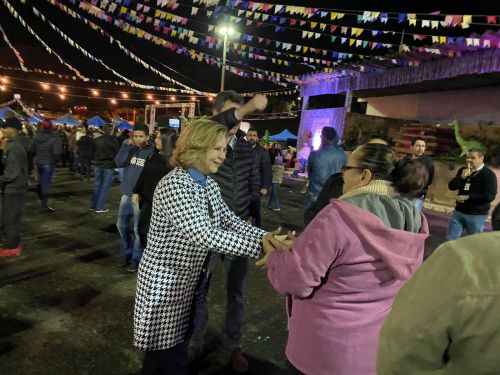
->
[[256, 228, 296, 268]]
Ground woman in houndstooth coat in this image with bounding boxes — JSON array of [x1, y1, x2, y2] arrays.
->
[[134, 119, 268, 374]]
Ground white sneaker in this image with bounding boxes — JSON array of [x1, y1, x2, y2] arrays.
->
[[95, 209, 109, 213]]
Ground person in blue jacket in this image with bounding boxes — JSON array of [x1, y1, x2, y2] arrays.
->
[[114, 124, 154, 272]]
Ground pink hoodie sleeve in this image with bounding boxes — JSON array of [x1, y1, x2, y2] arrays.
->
[[267, 208, 344, 298]]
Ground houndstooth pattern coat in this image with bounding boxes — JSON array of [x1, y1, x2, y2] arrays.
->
[[134, 167, 266, 351]]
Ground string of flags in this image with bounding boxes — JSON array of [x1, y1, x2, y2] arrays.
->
[[0, 65, 198, 93], [42, 0, 208, 93], [89, 0, 348, 68], [0, 23, 28, 72], [2, 0, 90, 81], [189, 0, 500, 29], [67, 1, 303, 84], [102, 0, 499, 62]]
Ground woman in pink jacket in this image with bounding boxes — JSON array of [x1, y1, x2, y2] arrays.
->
[[260, 144, 430, 375]]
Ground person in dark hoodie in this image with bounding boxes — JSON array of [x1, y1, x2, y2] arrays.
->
[[259, 143, 429, 375], [90, 123, 119, 213], [189, 91, 267, 372], [30, 119, 61, 212], [76, 129, 94, 179], [114, 124, 154, 272], [132, 127, 177, 248], [0, 118, 28, 257]]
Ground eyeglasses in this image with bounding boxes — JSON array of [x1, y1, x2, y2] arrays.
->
[[341, 165, 363, 174]]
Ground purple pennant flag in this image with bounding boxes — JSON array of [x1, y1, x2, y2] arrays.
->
[[398, 13, 407, 23], [380, 13, 388, 23], [280, 17, 286, 24], [124, 0, 131, 6]]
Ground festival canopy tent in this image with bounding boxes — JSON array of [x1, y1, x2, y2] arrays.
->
[[53, 114, 80, 126], [0, 106, 18, 119], [116, 120, 133, 130], [27, 114, 44, 124], [269, 129, 298, 141], [88, 115, 105, 127]]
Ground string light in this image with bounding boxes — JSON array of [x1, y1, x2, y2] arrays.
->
[[59, 94, 66, 99], [208, 97, 213, 102], [190, 96, 196, 101], [155, 100, 160, 105], [170, 96, 176, 101], [91, 89, 100, 96], [110, 99, 117, 104], [146, 94, 153, 100], [59, 86, 66, 92], [41, 83, 50, 90], [0, 77, 8, 84], [0, 85, 7, 91], [121, 92, 129, 99]]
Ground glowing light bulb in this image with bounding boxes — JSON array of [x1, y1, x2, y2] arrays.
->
[[146, 94, 153, 100], [110, 99, 117, 104], [170, 96, 176, 101], [121, 93, 129, 99], [92, 89, 100, 96], [59, 94, 66, 100], [59, 86, 66, 92]]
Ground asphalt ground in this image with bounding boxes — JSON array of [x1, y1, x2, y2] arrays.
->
[[0, 169, 490, 374]]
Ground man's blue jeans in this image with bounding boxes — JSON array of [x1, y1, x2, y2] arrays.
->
[[116, 195, 142, 261], [267, 183, 281, 209], [36, 164, 55, 194], [91, 167, 114, 211], [446, 210, 488, 241]]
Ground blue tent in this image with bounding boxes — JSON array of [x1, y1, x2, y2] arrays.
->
[[117, 120, 133, 130], [88, 115, 105, 127], [0, 106, 16, 119], [269, 129, 298, 141], [27, 114, 45, 124], [53, 113, 80, 126]]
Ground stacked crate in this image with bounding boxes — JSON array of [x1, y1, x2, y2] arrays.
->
[[394, 123, 458, 158]]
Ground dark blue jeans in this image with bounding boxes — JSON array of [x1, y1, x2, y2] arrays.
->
[[36, 164, 55, 194], [267, 183, 281, 209], [91, 167, 114, 211], [116, 195, 142, 261], [446, 210, 488, 241]]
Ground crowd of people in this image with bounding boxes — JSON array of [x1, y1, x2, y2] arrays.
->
[[0, 90, 499, 374]]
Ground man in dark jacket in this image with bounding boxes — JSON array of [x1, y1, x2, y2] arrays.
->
[[446, 148, 497, 241], [30, 120, 61, 212], [404, 137, 435, 210], [76, 130, 94, 179], [0, 118, 28, 257], [114, 125, 154, 272], [247, 127, 272, 228], [91, 123, 119, 213], [189, 91, 267, 372]]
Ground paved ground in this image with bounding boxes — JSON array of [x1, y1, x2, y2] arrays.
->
[[0, 170, 490, 374]]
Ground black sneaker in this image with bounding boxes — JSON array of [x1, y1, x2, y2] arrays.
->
[[40, 205, 55, 213], [127, 260, 139, 273], [118, 256, 131, 268]]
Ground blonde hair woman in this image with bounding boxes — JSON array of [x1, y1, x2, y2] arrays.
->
[[134, 119, 277, 374]]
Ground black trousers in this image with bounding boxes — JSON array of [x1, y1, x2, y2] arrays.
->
[[138, 200, 152, 249], [249, 196, 262, 228], [141, 341, 188, 375], [1, 192, 25, 249]]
